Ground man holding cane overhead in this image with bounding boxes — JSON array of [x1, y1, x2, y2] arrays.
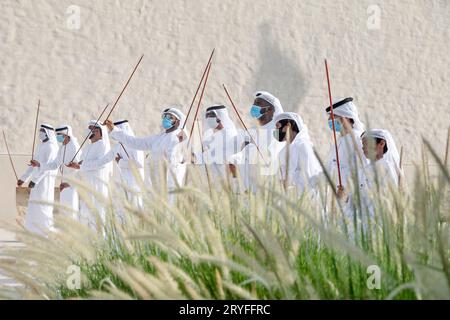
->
[[66, 120, 112, 232], [104, 107, 188, 204], [80, 119, 145, 211]]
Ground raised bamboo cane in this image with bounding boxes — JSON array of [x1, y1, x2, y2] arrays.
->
[[119, 142, 130, 159], [182, 49, 215, 130], [103, 55, 144, 122], [222, 84, 266, 163], [70, 103, 110, 162], [102, 56, 144, 160], [324, 59, 343, 189], [186, 60, 213, 149], [31, 99, 40, 160], [2, 130, 19, 181]]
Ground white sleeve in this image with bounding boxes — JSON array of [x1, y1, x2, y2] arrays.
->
[[81, 147, 117, 171], [41, 146, 64, 171], [20, 147, 39, 181], [110, 128, 155, 151], [31, 147, 58, 185], [20, 165, 34, 183]]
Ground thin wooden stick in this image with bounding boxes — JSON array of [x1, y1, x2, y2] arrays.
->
[[182, 49, 215, 130], [2, 130, 19, 181], [70, 103, 110, 162], [222, 84, 266, 162], [324, 59, 343, 188], [31, 99, 40, 160], [119, 142, 130, 159], [187, 60, 213, 149], [104, 54, 144, 121]]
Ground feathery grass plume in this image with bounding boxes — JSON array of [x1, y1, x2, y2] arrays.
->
[[0, 140, 449, 300]]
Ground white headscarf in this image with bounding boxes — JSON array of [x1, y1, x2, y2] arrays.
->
[[89, 119, 113, 176], [273, 112, 322, 190], [55, 124, 78, 144], [114, 119, 135, 137], [40, 124, 57, 145], [274, 112, 312, 145], [55, 124, 81, 167], [204, 105, 237, 137], [163, 107, 186, 130], [89, 119, 111, 150], [326, 97, 365, 132], [89, 119, 100, 127], [361, 129, 401, 174], [254, 91, 284, 118]]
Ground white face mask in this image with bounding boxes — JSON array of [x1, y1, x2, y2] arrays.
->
[[39, 131, 47, 142], [205, 117, 218, 130]]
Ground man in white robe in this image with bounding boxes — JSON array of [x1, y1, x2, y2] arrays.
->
[[325, 97, 368, 190], [104, 107, 187, 203], [31, 125, 81, 219], [193, 105, 238, 191], [229, 91, 285, 193], [67, 120, 112, 231], [81, 120, 145, 211], [18, 124, 59, 236], [273, 112, 322, 196], [340, 129, 403, 236], [359, 129, 402, 195]]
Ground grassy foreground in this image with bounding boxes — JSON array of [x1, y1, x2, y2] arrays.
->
[[0, 139, 448, 300]]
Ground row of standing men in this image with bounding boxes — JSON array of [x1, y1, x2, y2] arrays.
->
[[18, 91, 402, 236]]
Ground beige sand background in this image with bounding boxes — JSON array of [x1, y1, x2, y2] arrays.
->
[[0, 0, 449, 226]]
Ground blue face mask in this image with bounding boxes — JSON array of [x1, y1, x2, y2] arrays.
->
[[250, 105, 265, 119], [162, 117, 174, 130], [56, 135, 65, 143], [328, 119, 342, 133]]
